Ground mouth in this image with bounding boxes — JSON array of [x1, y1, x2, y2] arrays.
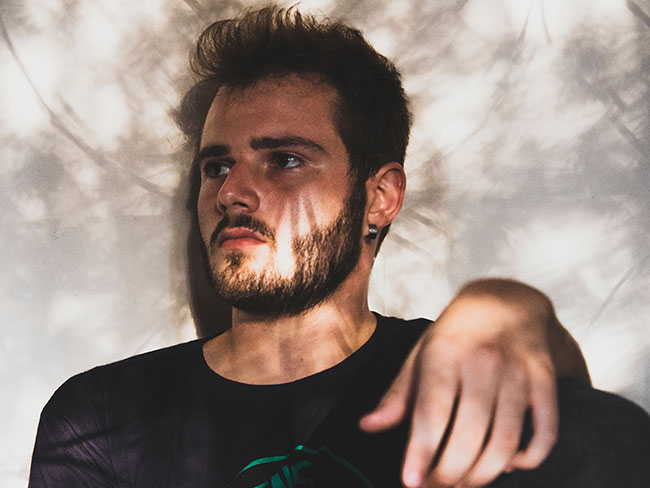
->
[[218, 227, 267, 249]]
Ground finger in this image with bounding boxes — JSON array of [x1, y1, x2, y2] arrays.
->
[[427, 348, 503, 487], [508, 362, 558, 470], [459, 362, 529, 487], [359, 337, 421, 432], [400, 345, 460, 488]]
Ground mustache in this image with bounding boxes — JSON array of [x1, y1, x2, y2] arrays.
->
[[210, 214, 276, 247]]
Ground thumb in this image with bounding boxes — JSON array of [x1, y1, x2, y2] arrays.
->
[[359, 341, 419, 432]]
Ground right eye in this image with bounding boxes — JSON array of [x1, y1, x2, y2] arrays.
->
[[203, 161, 231, 178]]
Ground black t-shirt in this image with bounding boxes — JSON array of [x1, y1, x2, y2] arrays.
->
[[29, 314, 428, 487], [29, 314, 650, 487]]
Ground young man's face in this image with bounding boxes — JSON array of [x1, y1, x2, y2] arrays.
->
[[196, 74, 366, 316]]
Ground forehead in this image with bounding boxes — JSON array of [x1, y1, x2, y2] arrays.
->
[[200, 74, 344, 150]]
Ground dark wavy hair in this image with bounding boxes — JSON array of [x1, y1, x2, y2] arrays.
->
[[176, 4, 411, 246]]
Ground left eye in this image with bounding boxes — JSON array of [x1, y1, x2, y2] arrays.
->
[[271, 153, 302, 169]]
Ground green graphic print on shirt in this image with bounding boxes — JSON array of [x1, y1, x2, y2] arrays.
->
[[232, 445, 375, 488]]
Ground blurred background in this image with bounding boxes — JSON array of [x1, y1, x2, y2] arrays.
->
[[1, 0, 648, 485]]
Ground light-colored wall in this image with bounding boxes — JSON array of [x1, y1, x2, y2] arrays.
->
[[2, 1, 648, 485]]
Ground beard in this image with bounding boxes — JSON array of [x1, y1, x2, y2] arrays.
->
[[202, 187, 366, 317]]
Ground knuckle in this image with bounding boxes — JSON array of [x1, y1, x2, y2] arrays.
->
[[507, 361, 530, 387], [465, 471, 498, 488], [432, 467, 461, 487], [490, 433, 520, 459], [425, 331, 464, 355], [532, 361, 555, 384], [416, 402, 443, 422], [509, 358, 528, 377], [475, 347, 505, 371], [425, 340, 460, 366]]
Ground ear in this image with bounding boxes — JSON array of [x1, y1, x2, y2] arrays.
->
[[365, 162, 406, 230]]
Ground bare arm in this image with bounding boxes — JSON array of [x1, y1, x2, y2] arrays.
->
[[361, 278, 590, 487]]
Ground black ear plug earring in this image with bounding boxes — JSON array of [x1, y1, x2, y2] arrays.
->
[[367, 224, 378, 240]]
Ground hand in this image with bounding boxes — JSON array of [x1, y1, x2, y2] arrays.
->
[[359, 279, 574, 488]]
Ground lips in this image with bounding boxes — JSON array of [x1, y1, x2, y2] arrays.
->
[[217, 227, 267, 248]]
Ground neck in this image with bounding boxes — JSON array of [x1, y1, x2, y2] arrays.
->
[[203, 259, 376, 385]]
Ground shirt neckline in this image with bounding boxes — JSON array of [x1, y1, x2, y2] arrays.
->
[[196, 313, 382, 390]]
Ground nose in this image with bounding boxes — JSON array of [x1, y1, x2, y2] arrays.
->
[[216, 161, 260, 214]]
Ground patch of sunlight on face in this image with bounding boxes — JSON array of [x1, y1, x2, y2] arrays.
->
[[47, 292, 113, 333], [499, 211, 633, 300], [268, 196, 327, 280], [274, 216, 298, 280], [15, 193, 46, 221]]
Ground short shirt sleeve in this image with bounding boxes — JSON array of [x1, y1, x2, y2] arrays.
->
[[29, 371, 117, 487]]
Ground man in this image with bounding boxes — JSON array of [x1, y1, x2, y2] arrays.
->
[[29, 6, 648, 488]]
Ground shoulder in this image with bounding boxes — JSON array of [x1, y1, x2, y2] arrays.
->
[[373, 313, 431, 344], [372, 313, 431, 356], [32, 338, 213, 486], [368, 314, 432, 386], [555, 379, 650, 455], [555, 381, 650, 486], [500, 380, 650, 488], [42, 337, 208, 418]]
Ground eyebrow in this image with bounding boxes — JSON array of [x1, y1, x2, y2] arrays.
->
[[196, 144, 231, 163], [250, 136, 327, 154], [197, 136, 328, 164]]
